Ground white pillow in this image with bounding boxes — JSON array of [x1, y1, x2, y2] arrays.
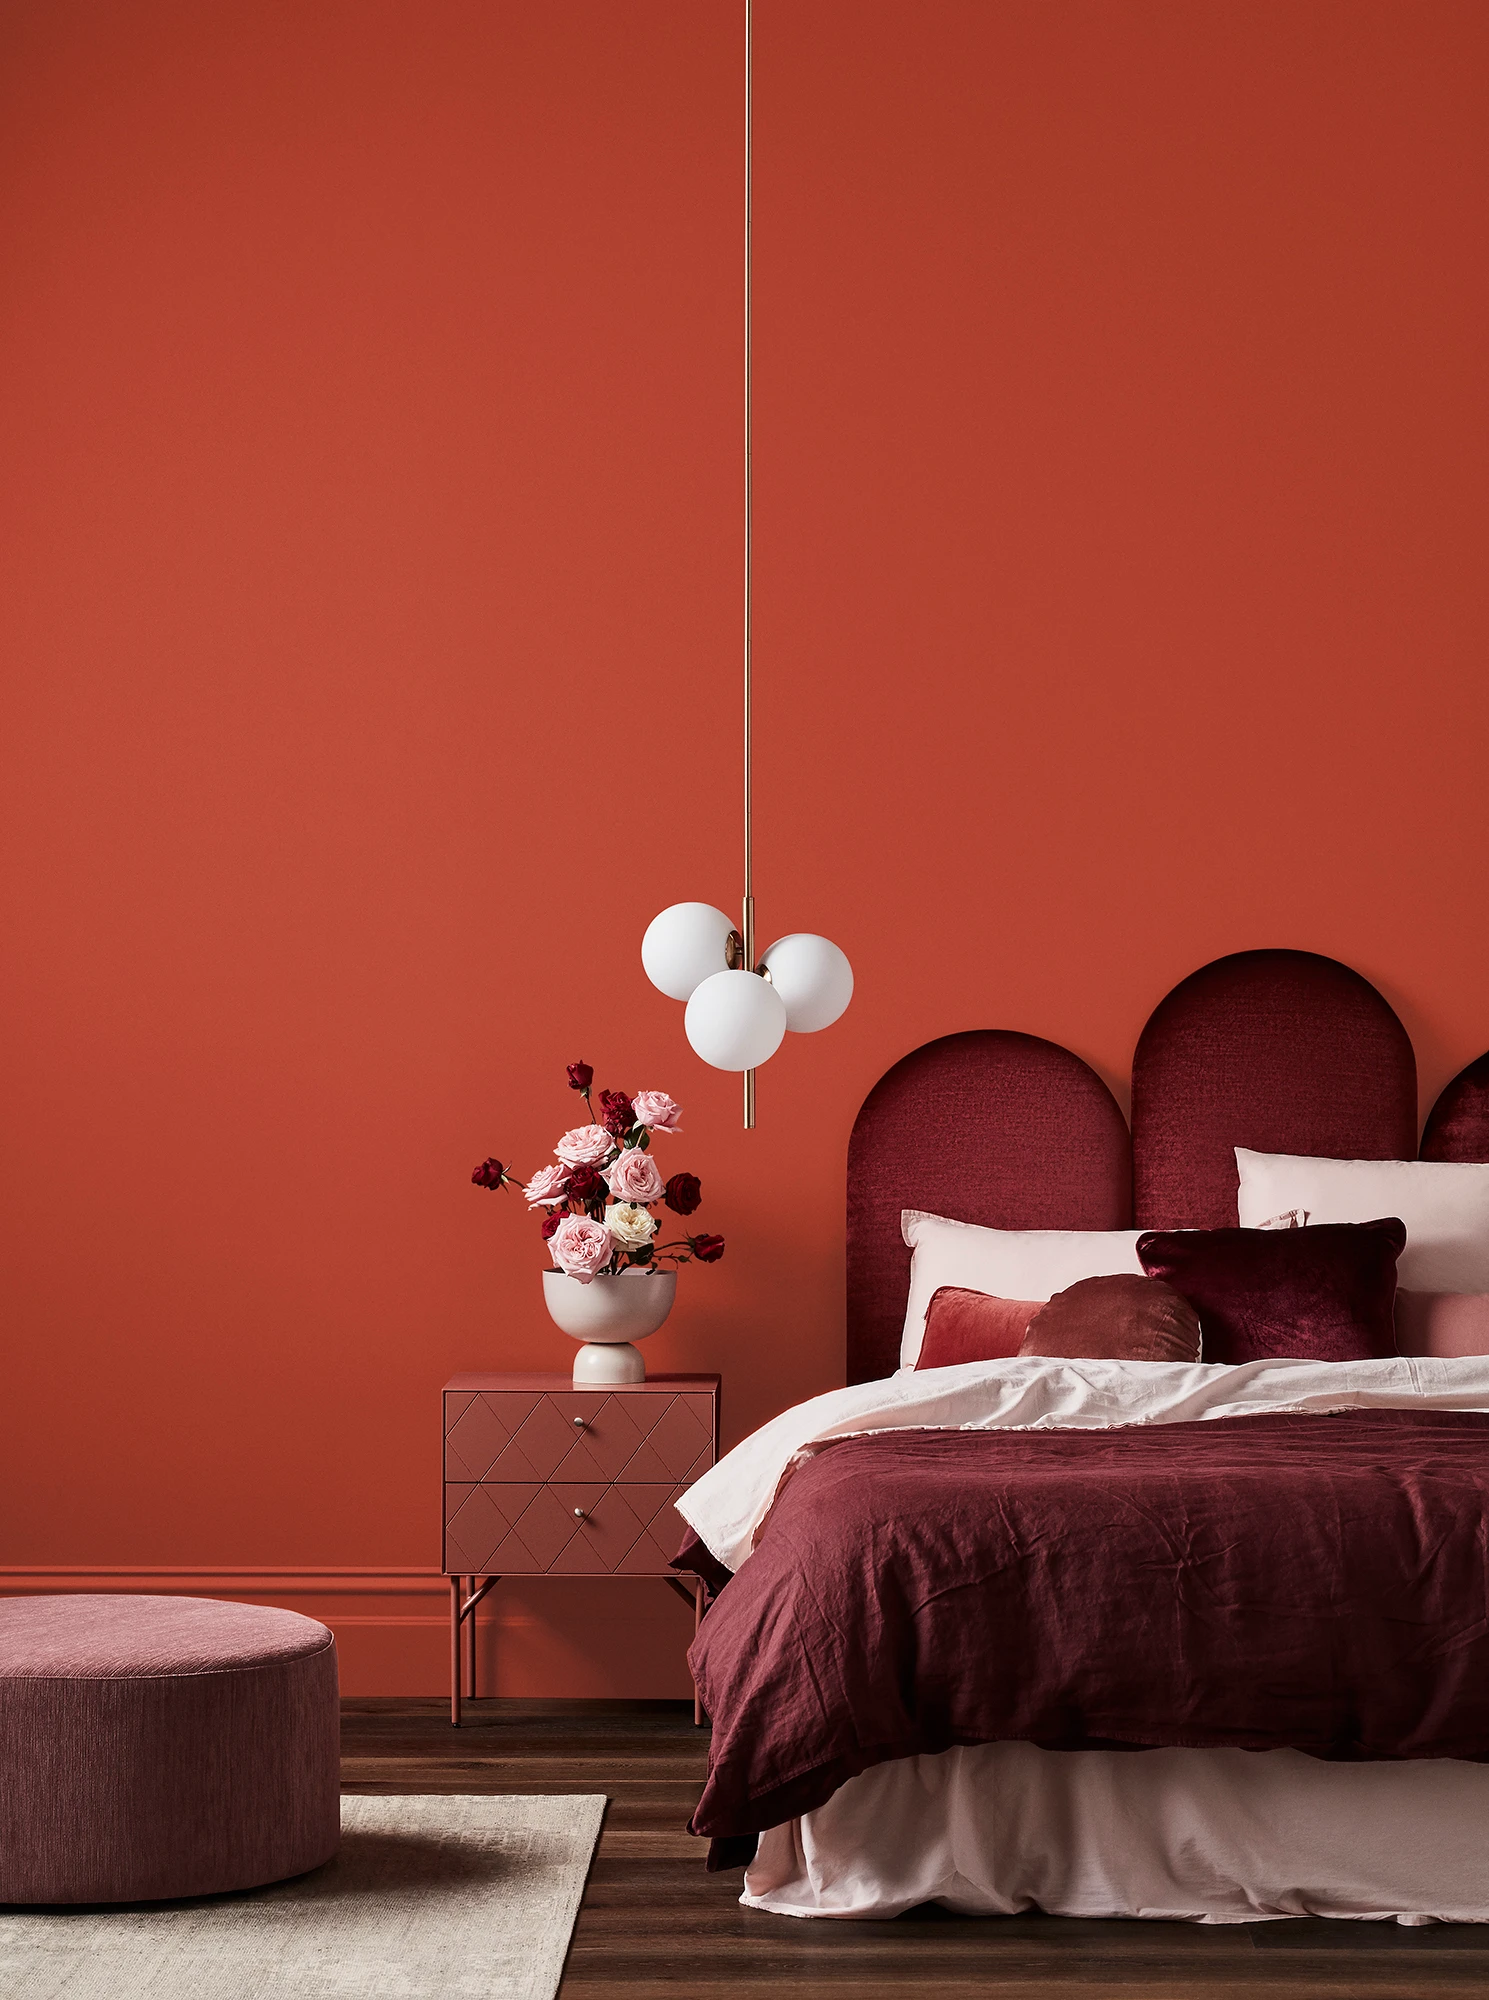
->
[[1235, 1149, 1489, 1291], [899, 1211, 1145, 1368]]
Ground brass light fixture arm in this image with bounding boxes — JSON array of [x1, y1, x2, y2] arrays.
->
[[742, 0, 756, 1129]]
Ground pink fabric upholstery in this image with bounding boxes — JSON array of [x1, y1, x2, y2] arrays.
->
[[846, 1031, 1132, 1385], [1395, 1290, 1489, 1359], [1421, 1052, 1489, 1163], [0, 1594, 339, 1904], [1131, 950, 1417, 1229]]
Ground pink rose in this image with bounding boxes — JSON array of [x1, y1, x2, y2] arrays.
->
[[554, 1124, 615, 1168], [522, 1164, 570, 1209], [549, 1213, 613, 1282], [632, 1090, 682, 1132], [603, 1147, 665, 1205]]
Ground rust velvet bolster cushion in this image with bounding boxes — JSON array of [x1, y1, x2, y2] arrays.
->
[[1019, 1273, 1202, 1363], [1137, 1217, 1406, 1365], [915, 1287, 1040, 1368]]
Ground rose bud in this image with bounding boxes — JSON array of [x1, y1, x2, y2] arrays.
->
[[471, 1158, 506, 1190], [567, 1062, 594, 1092], [599, 1089, 635, 1138], [664, 1172, 702, 1216], [540, 1210, 564, 1241], [691, 1233, 725, 1263], [565, 1162, 604, 1201]]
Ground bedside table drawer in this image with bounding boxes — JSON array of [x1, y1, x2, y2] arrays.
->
[[444, 1481, 690, 1577], [444, 1389, 714, 1485]]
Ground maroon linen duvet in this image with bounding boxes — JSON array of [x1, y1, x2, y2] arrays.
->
[[676, 1411, 1489, 1845]]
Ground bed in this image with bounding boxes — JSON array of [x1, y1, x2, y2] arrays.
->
[[672, 948, 1489, 1923]]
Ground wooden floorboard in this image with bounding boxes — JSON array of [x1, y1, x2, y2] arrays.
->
[[341, 1697, 1489, 1996]]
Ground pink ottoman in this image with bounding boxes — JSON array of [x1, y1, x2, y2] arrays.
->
[[0, 1595, 340, 1904]]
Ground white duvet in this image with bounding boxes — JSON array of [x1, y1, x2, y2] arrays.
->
[[677, 1352, 1489, 1574]]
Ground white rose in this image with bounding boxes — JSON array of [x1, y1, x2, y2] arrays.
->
[[607, 1201, 658, 1250]]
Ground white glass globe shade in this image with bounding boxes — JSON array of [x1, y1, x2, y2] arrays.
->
[[684, 970, 787, 1071], [641, 902, 735, 1002], [760, 933, 854, 1033]]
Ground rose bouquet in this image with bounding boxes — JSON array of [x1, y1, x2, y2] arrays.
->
[[471, 1063, 724, 1284]]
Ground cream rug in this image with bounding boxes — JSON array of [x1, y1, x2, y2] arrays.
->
[[0, 1794, 606, 2000]]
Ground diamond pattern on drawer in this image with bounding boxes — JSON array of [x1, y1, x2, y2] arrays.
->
[[444, 1478, 692, 1576], [446, 1388, 715, 1486], [444, 1394, 541, 1482], [614, 1485, 691, 1574], [444, 1483, 529, 1574], [549, 1484, 689, 1575], [547, 1394, 650, 1480], [641, 1396, 715, 1480]]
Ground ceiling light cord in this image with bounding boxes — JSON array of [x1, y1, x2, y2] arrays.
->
[[742, 0, 755, 1127]]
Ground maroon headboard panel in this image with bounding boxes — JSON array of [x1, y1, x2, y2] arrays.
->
[[1131, 950, 1417, 1229], [1422, 1053, 1489, 1162], [845, 1030, 1132, 1385]]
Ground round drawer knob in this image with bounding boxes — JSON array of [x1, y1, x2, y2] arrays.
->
[[572, 1417, 586, 1428], [573, 1507, 586, 1520]]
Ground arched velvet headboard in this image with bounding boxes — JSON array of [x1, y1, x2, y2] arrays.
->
[[1131, 950, 1417, 1228], [1422, 1053, 1489, 1162], [845, 1030, 1131, 1384]]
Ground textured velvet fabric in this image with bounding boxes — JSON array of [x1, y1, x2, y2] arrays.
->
[[1137, 1218, 1405, 1364], [1395, 1290, 1489, 1359], [682, 1413, 1489, 1841], [0, 1594, 340, 1904], [915, 1287, 1040, 1369], [846, 1030, 1132, 1385], [1422, 1051, 1489, 1164], [1019, 1273, 1200, 1363], [1130, 950, 1417, 1230]]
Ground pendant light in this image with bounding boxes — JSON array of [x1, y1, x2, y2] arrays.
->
[[641, 0, 853, 1128]]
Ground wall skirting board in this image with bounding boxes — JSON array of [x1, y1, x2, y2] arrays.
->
[[0, 1569, 697, 1698], [1, 1567, 439, 1594]]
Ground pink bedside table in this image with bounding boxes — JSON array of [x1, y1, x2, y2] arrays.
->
[[442, 1372, 721, 1726]]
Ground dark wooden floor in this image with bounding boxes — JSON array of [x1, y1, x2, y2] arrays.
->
[[342, 1698, 1489, 1998]]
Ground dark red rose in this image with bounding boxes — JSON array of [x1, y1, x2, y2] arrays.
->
[[599, 1089, 635, 1138], [565, 1162, 604, 1201], [567, 1062, 594, 1092], [471, 1158, 506, 1190], [691, 1233, 725, 1263], [540, 1209, 563, 1241], [664, 1172, 702, 1216]]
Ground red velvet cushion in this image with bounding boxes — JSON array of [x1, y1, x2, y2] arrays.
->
[[1020, 1273, 1201, 1363], [915, 1287, 1040, 1368], [1137, 1218, 1406, 1364]]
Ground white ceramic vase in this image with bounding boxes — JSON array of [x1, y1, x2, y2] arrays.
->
[[542, 1269, 676, 1384]]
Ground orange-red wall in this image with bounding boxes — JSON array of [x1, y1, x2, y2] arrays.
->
[[4, 1, 1488, 1695]]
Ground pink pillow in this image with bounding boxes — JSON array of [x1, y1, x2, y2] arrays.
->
[[915, 1288, 1040, 1369], [1395, 1290, 1489, 1358]]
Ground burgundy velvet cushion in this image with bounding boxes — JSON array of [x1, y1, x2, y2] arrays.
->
[[915, 1287, 1040, 1368], [1019, 1273, 1201, 1363], [1137, 1218, 1406, 1364], [0, 1594, 340, 1904], [1395, 1290, 1489, 1358], [847, 1030, 1133, 1385]]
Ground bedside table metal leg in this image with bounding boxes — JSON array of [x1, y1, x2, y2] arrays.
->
[[449, 1576, 462, 1728], [464, 1575, 478, 1701]]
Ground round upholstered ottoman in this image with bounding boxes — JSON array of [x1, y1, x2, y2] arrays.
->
[[0, 1595, 340, 1904]]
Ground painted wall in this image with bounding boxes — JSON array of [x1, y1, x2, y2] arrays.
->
[[3, 0, 1487, 1695]]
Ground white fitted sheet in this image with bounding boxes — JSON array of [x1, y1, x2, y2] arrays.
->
[[744, 1741, 1489, 1924]]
